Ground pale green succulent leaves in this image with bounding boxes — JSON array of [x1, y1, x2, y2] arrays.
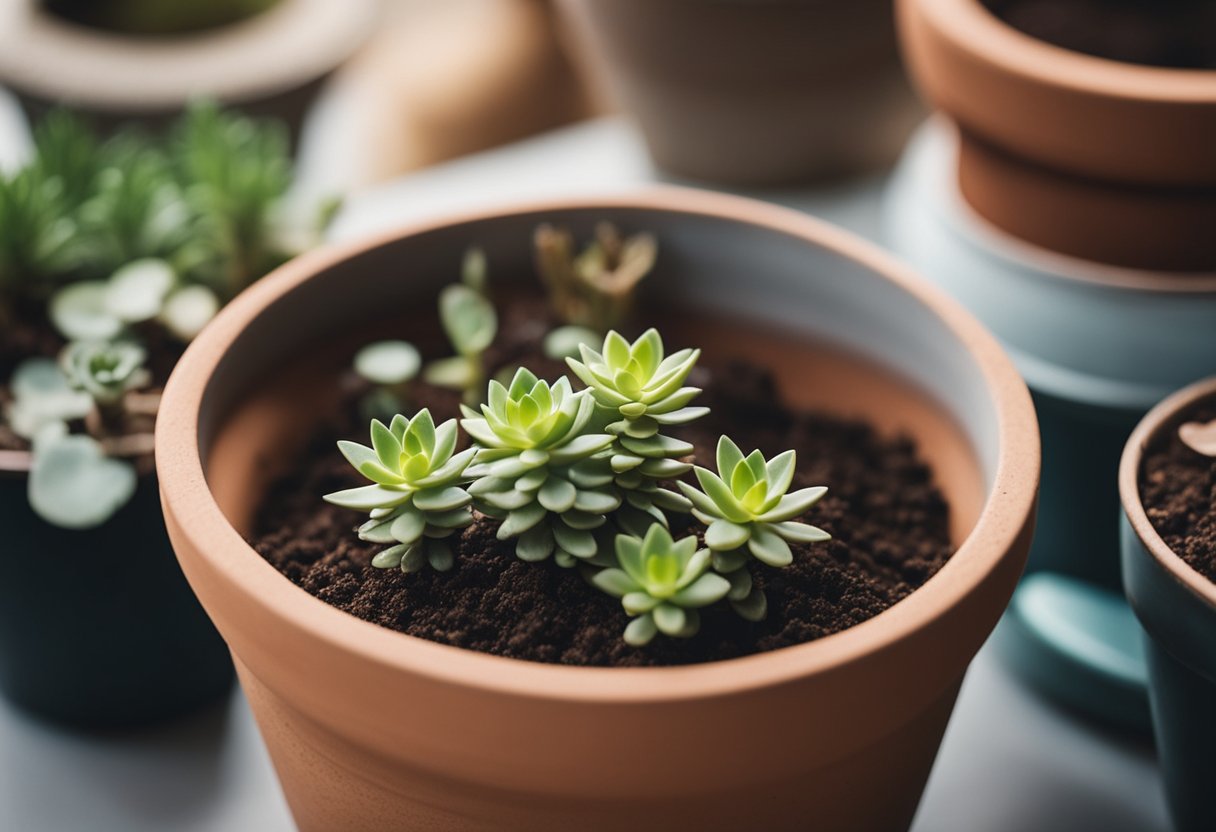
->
[[592, 525, 730, 645], [324, 410, 474, 573], [678, 435, 829, 621], [60, 339, 150, 405], [424, 280, 497, 404], [461, 368, 617, 566]]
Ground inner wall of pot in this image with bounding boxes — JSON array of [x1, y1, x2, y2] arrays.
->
[[199, 208, 998, 549]]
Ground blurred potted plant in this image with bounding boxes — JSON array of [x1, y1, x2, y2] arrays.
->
[[0, 103, 334, 728], [1121, 376, 1216, 832], [157, 192, 1039, 830], [555, 0, 921, 187], [887, 0, 1216, 728], [0, 0, 378, 146]]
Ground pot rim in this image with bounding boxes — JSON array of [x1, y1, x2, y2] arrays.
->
[[0, 0, 377, 110], [156, 186, 1039, 702], [917, 0, 1216, 104], [1120, 376, 1216, 611]]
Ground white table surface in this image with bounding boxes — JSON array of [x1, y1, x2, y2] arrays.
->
[[0, 87, 1170, 831]]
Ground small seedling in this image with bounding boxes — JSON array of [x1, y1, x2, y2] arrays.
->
[[591, 525, 730, 646], [424, 250, 498, 405], [324, 410, 476, 573]]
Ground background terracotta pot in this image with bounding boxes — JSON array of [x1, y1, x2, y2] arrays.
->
[[157, 190, 1038, 831], [0, 453, 232, 728], [555, 0, 922, 187], [897, 0, 1216, 271], [0, 0, 378, 146], [1121, 377, 1216, 832]]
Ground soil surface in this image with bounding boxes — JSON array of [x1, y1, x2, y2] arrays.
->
[[984, 0, 1216, 69], [1140, 400, 1216, 583], [251, 292, 955, 666]]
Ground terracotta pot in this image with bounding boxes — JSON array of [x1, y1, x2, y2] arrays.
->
[[0, 0, 378, 147], [897, 0, 1216, 272], [886, 120, 1216, 728], [1121, 377, 1216, 832], [555, 0, 921, 187], [0, 452, 232, 728], [157, 189, 1038, 832]]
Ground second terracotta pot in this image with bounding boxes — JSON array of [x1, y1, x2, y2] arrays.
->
[[898, 0, 1216, 271], [157, 190, 1038, 831], [557, 0, 921, 187]]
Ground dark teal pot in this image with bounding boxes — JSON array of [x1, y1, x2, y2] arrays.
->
[[1121, 377, 1216, 832], [0, 464, 233, 729]]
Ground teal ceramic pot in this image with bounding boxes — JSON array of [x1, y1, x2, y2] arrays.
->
[[0, 458, 233, 729], [1121, 377, 1216, 832], [885, 120, 1216, 728]]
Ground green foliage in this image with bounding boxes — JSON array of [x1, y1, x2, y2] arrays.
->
[[534, 222, 657, 332], [567, 328, 702, 534], [424, 253, 498, 405], [3, 357, 93, 441], [460, 368, 617, 566], [591, 525, 730, 646], [678, 436, 830, 620], [172, 101, 295, 298], [60, 339, 150, 406], [325, 410, 475, 573]]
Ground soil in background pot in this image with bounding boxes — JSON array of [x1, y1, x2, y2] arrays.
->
[[251, 292, 956, 667], [983, 0, 1216, 69], [1140, 399, 1216, 583]]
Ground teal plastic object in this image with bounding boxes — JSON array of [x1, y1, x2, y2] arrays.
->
[[997, 572, 1149, 731]]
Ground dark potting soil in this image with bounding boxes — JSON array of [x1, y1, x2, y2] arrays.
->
[[983, 0, 1216, 69], [1140, 400, 1216, 584], [251, 294, 955, 667]]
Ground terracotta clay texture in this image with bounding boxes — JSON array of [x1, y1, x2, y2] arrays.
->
[[1121, 377, 1216, 832], [0, 0, 377, 146], [157, 190, 1039, 832], [898, 0, 1216, 271], [556, 0, 922, 187]]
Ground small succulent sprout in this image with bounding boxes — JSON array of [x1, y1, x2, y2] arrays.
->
[[534, 222, 657, 333], [159, 283, 220, 341], [324, 409, 475, 573], [679, 436, 830, 621], [461, 246, 488, 293], [591, 525, 730, 646], [60, 339, 151, 406], [460, 368, 618, 566], [424, 282, 498, 405], [4, 357, 93, 440], [353, 340, 421, 421]]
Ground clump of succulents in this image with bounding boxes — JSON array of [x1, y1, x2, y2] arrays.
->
[[1, 105, 332, 529], [592, 525, 731, 645], [461, 369, 619, 566], [679, 436, 830, 620], [325, 410, 475, 572]]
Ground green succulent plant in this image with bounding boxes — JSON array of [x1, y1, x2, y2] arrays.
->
[[60, 339, 150, 407], [591, 525, 731, 646], [324, 410, 475, 573], [679, 436, 830, 621], [460, 368, 618, 566], [567, 328, 702, 534], [424, 259, 498, 405]]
